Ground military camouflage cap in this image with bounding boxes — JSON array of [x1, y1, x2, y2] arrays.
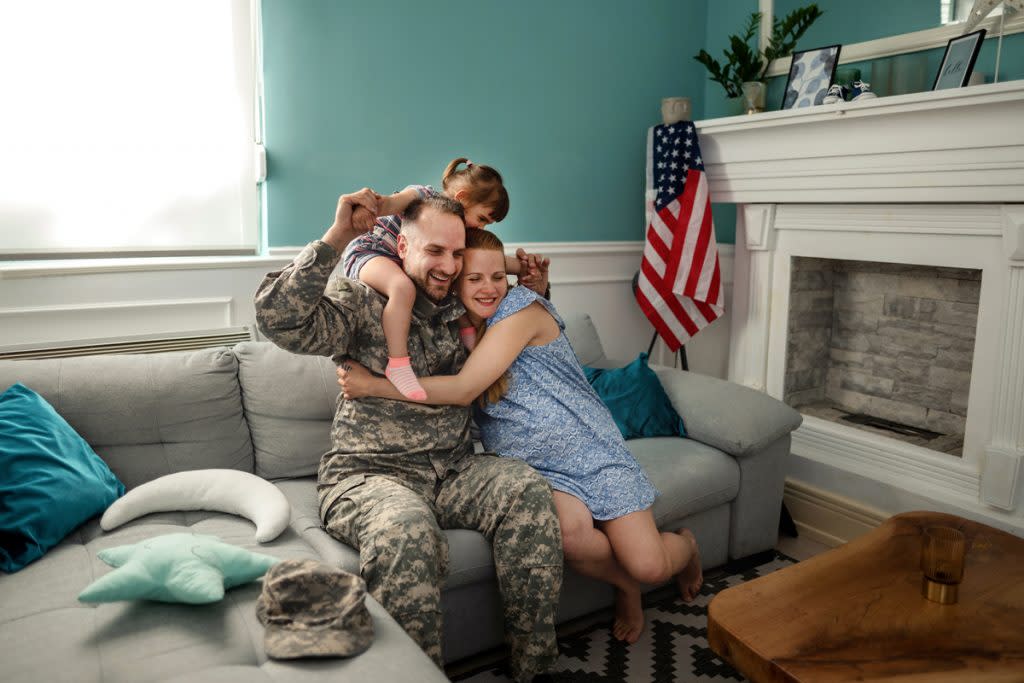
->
[[256, 558, 374, 659]]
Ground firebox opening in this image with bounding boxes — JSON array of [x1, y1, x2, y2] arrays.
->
[[784, 258, 981, 458]]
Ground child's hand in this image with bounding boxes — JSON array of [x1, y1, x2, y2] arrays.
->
[[515, 248, 550, 295], [352, 205, 377, 233], [337, 359, 375, 400]]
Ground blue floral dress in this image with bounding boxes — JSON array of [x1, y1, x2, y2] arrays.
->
[[473, 287, 658, 520]]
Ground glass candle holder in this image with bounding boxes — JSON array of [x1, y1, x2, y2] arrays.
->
[[920, 526, 966, 604]]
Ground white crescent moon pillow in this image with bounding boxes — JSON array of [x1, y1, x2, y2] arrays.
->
[[100, 469, 291, 543]]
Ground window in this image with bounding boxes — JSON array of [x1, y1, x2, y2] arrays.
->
[[0, 1, 260, 258]]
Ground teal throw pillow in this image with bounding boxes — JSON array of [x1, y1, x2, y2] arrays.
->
[[78, 532, 279, 604], [0, 382, 126, 572], [583, 353, 686, 440]]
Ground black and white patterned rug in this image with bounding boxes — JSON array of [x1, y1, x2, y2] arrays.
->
[[451, 550, 797, 683]]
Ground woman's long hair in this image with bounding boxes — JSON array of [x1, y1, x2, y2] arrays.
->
[[463, 229, 510, 406]]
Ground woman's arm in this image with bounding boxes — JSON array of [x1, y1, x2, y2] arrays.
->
[[339, 303, 552, 405]]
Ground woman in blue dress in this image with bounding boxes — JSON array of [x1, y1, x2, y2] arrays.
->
[[338, 229, 702, 644]]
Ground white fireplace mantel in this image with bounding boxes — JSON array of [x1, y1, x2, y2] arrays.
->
[[695, 80, 1024, 205], [695, 81, 1024, 533]]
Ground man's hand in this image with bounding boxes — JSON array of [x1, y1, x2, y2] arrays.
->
[[322, 188, 382, 253], [337, 359, 375, 400], [515, 248, 550, 297], [351, 205, 377, 233]]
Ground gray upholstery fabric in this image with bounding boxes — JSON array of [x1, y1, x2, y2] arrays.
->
[[629, 437, 739, 528], [650, 363, 803, 458], [561, 312, 607, 365], [235, 342, 339, 479], [0, 348, 253, 488], [729, 435, 793, 559]]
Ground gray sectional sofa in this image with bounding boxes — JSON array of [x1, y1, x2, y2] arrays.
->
[[0, 313, 801, 682]]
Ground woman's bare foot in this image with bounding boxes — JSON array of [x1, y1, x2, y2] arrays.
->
[[611, 588, 645, 644], [675, 528, 703, 601]]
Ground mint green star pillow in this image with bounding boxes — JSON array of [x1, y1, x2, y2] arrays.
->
[[78, 533, 279, 604]]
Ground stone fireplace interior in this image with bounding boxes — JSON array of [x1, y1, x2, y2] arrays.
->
[[784, 258, 980, 457]]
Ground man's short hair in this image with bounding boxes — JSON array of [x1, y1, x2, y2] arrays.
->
[[402, 195, 465, 234]]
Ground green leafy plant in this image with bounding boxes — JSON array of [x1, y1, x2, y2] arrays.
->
[[695, 4, 823, 99]]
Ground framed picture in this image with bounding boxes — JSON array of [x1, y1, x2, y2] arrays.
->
[[781, 44, 842, 109], [932, 29, 986, 90]]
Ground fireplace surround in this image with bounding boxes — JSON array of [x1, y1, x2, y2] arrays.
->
[[696, 80, 1024, 532]]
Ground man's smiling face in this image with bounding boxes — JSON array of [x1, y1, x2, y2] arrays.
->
[[397, 207, 466, 303]]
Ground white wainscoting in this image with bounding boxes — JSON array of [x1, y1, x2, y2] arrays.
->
[[0, 243, 737, 378]]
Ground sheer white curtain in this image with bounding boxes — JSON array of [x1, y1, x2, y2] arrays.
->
[[0, 1, 259, 257]]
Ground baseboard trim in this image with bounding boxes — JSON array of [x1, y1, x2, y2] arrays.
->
[[784, 478, 890, 548]]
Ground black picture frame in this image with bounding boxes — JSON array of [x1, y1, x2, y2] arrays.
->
[[781, 44, 842, 110], [932, 29, 986, 90]]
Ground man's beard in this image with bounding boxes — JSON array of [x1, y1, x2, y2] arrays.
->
[[408, 271, 450, 304]]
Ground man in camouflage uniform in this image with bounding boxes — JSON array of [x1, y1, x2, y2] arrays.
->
[[254, 189, 562, 682]]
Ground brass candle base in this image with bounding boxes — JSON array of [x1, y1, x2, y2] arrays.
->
[[922, 577, 959, 604]]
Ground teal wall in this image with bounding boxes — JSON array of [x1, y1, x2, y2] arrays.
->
[[261, 0, 708, 246], [262, 1, 1022, 247]]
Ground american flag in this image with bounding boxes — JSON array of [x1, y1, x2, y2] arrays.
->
[[635, 122, 723, 353]]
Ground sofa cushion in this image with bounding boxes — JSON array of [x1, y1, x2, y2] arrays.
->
[[235, 342, 339, 479], [101, 469, 291, 543], [0, 348, 254, 489], [0, 382, 126, 572], [562, 312, 606, 366], [78, 532, 279, 604], [628, 437, 740, 528], [582, 353, 686, 440]]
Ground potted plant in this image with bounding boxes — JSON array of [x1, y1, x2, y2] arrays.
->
[[695, 4, 823, 113]]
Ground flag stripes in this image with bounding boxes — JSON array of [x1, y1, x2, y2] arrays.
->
[[635, 123, 724, 354]]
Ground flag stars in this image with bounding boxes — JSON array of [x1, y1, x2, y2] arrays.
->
[[685, 138, 693, 147]]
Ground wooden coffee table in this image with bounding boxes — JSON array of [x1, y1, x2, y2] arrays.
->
[[708, 511, 1024, 682]]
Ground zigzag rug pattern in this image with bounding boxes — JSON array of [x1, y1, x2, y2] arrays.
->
[[455, 550, 797, 683]]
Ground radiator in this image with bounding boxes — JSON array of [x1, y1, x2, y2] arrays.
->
[[0, 327, 255, 361]]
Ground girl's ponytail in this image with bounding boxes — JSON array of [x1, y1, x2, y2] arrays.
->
[[441, 157, 509, 222]]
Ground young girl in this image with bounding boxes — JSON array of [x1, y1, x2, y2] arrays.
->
[[338, 229, 703, 644], [342, 157, 522, 400]]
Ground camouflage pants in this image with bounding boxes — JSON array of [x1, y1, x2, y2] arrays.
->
[[321, 454, 563, 682]]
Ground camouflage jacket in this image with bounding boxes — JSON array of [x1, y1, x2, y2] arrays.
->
[[254, 240, 473, 488]]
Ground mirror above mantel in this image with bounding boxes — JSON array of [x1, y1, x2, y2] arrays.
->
[[758, 0, 1023, 84]]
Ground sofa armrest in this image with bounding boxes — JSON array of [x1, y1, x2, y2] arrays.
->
[[647, 364, 802, 458]]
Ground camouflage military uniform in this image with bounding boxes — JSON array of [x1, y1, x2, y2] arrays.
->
[[254, 240, 563, 681]]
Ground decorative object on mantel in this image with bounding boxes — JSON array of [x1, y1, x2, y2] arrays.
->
[[660, 97, 691, 125], [963, 0, 1022, 83], [933, 29, 986, 89], [964, 0, 1023, 32], [781, 44, 842, 109], [694, 4, 823, 114]]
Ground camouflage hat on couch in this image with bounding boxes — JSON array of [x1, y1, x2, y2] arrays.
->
[[256, 558, 374, 659]]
